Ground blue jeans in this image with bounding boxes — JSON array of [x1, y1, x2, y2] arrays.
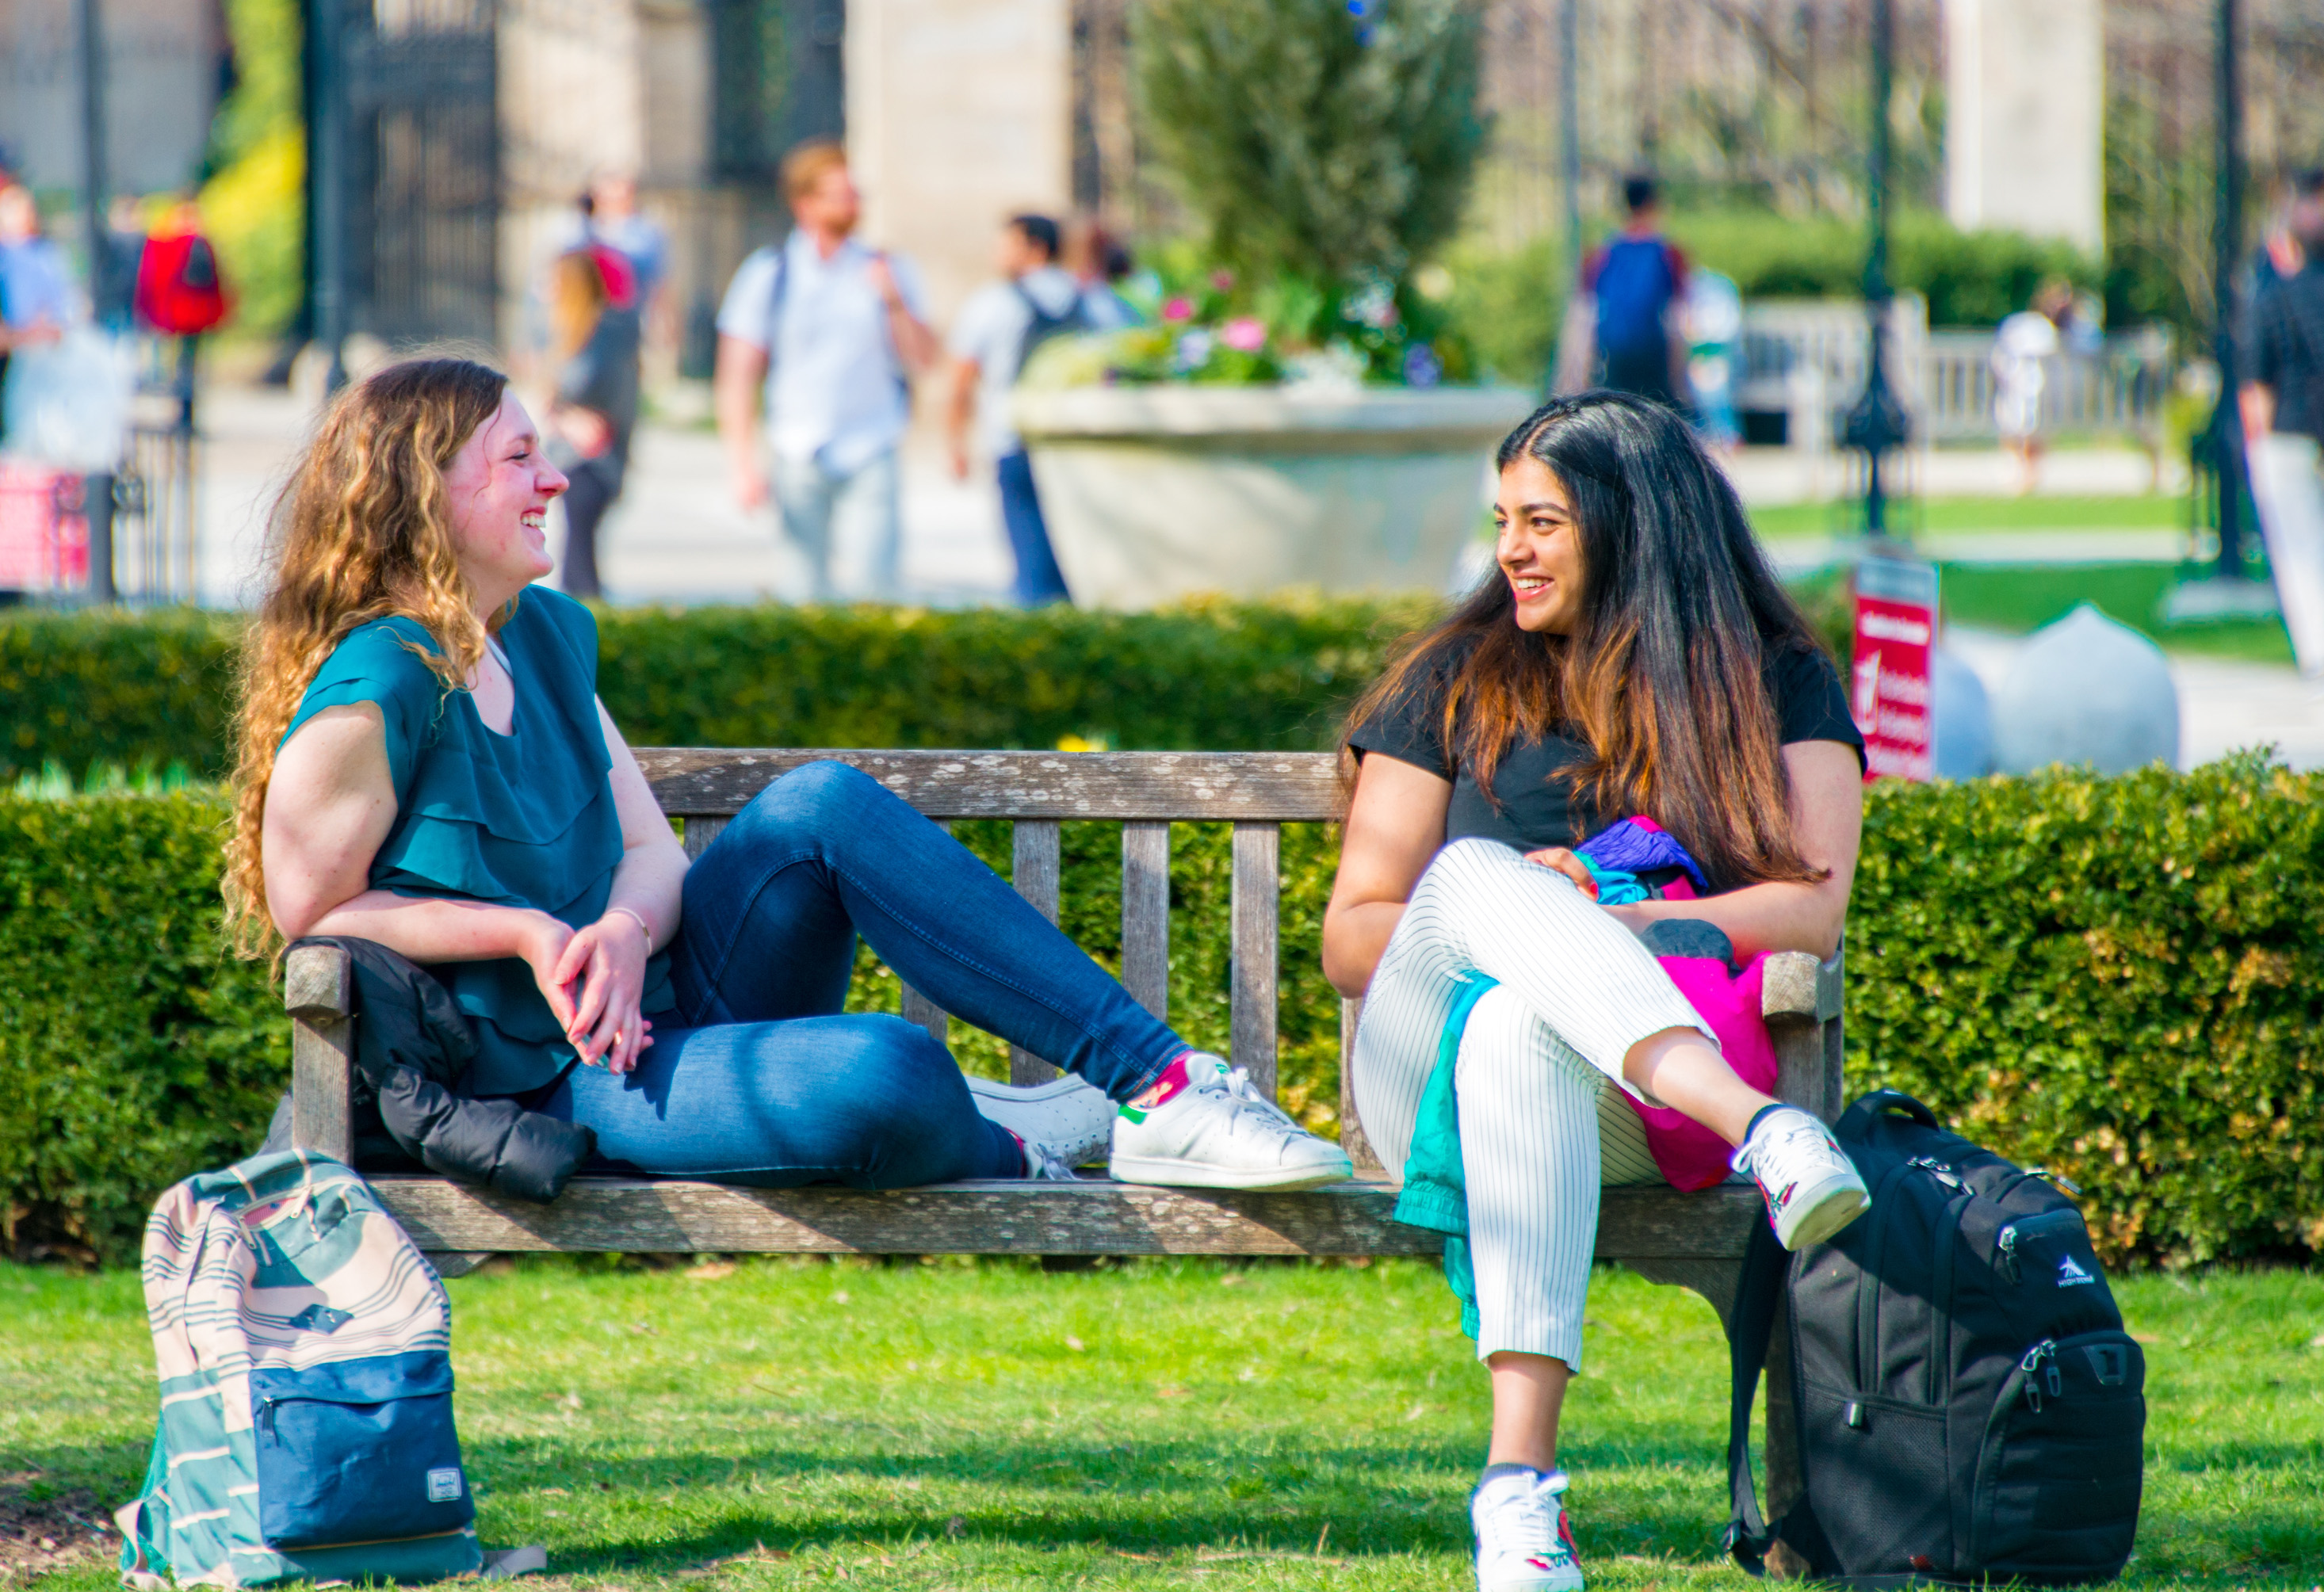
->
[[996, 449, 1070, 605], [773, 448, 901, 601], [538, 761, 1185, 1186]]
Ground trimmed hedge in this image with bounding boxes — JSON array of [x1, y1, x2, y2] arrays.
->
[[0, 600, 1436, 784], [6, 760, 2320, 1269]]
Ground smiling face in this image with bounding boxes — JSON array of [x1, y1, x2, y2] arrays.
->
[[440, 392, 566, 614], [1494, 456, 1588, 635]]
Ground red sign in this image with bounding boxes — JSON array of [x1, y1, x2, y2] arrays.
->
[[1851, 556, 1938, 782]]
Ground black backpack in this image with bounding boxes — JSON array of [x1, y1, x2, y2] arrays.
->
[[1724, 1090, 2145, 1584]]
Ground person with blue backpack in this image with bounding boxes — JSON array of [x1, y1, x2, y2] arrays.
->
[[944, 212, 1088, 605], [1570, 176, 1690, 408]]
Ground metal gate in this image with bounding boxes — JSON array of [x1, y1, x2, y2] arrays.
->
[[326, 0, 500, 347]]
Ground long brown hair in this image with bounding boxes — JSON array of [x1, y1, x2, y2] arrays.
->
[[546, 249, 610, 360], [224, 357, 510, 956], [1343, 392, 1829, 888]]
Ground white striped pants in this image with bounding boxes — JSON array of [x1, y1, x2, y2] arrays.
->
[[1351, 838, 1715, 1370]]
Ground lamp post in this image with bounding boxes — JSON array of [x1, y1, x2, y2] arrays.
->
[[75, 0, 117, 602], [308, 0, 350, 391], [1841, 0, 1910, 546], [2207, 0, 2245, 582]]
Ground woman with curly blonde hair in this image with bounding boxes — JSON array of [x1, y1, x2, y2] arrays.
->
[[232, 356, 1350, 1190]]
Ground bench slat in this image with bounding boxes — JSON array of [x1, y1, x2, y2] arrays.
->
[[1008, 819, 1065, 1085], [638, 749, 1342, 822], [1121, 822, 1172, 1021], [680, 813, 728, 861], [372, 1175, 1765, 1259], [1229, 823, 1280, 1096]]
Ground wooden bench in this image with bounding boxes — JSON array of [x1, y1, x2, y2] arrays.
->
[[285, 747, 1844, 1527]]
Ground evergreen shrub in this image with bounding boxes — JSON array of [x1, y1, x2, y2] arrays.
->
[[0, 598, 1437, 784], [6, 761, 2319, 1269]]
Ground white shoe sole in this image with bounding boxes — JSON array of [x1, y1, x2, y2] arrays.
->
[[1779, 1180, 1871, 1250], [1107, 1153, 1354, 1192], [1478, 1567, 1584, 1592]]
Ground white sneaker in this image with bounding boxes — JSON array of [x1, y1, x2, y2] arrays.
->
[[1473, 1468, 1584, 1592], [1731, 1105, 1870, 1250], [968, 1074, 1115, 1168], [1108, 1054, 1354, 1191]]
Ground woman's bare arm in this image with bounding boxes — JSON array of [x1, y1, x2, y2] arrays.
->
[[1321, 755, 1453, 998], [266, 704, 576, 998], [1600, 739, 1863, 961]]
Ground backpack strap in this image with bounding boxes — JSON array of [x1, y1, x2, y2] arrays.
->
[[763, 243, 790, 380], [1722, 1216, 1788, 1574]]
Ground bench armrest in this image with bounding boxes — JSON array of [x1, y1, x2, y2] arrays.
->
[[285, 942, 356, 1162], [1760, 945, 1845, 1122]]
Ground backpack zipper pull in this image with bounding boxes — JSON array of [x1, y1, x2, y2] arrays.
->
[[1907, 1155, 1962, 1189], [2020, 1341, 2056, 1413], [258, 1395, 278, 1436], [1997, 1224, 2021, 1285], [2022, 1166, 2084, 1196]]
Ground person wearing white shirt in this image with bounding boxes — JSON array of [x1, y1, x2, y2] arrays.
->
[[944, 215, 1085, 605], [713, 140, 938, 601]]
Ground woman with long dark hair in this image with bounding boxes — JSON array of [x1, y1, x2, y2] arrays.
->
[[1324, 393, 1870, 1592]]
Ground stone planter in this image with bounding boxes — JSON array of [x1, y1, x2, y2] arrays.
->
[[1012, 384, 1537, 609]]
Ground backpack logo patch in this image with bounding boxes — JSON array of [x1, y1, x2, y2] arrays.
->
[[426, 1467, 464, 1503], [2056, 1254, 2096, 1287]]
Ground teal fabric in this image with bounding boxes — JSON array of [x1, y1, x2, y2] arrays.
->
[[1579, 856, 1649, 907], [282, 588, 674, 1095], [1391, 972, 1501, 1340]]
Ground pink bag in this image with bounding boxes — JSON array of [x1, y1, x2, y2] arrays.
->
[[1627, 952, 1779, 1191]]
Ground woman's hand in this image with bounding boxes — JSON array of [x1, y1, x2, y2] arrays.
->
[[1520, 846, 1600, 901], [550, 912, 656, 1073]]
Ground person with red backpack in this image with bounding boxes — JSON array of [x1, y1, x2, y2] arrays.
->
[[1564, 176, 1690, 409], [135, 200, 231, 338]]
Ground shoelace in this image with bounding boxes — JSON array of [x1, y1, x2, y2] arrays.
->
[[1029, 1144, 1081, 1182], [1730, 1109, 1844, 1178], [1198, 1066, 1309, 1143], [1476, 1471, 1571, 1561]]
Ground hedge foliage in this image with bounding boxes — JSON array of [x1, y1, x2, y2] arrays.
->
[[5, 760, 2319, 1269], [0, 599, 1435, 784]]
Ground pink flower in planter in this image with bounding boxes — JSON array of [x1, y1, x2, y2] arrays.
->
[[1210, 269, 1235, 292], [1221, 316, 1267, 353], [1162, 296, 1196, 323]]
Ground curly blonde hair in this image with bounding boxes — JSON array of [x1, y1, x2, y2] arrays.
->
[[224, 357, 510, 956]]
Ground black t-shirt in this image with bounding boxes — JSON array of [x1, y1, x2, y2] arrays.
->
[[1347, 639, 1864, 876], [2249, 263, 2324, 441]]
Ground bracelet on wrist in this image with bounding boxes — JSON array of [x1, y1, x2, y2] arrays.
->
[[609, 906, 653, 948]]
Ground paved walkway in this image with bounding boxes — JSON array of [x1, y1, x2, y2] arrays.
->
[[180, 380, 2316, 771]]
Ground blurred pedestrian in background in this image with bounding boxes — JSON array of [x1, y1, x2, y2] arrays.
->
[[579, 170, 671, 351], [1684, 267, 1743, 453], [0, 185, 82, 348], [2242, 168, 2324, 678], [946, 212, 1085, 606], [1992, 279, 2077, 495], [1061, 214, 1138, 330], [544, 248, 640, 601], [714, 139, 936, 601], [1555, 175, 1689, 405], [94, 195, 151, 332]]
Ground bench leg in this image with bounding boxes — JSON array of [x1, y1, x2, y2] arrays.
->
[[1625, 1257, 1810, 1580], [285, 943, 356, 1163], [426, 1252, 499, 1280]]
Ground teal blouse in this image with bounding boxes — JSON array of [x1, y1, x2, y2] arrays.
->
[[283, 587, 676, 1096]]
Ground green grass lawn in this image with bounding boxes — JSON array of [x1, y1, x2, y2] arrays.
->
[[6, 1258, 2321, 1590], [1934, 563, 2296, 666], [1749, 494, 2192, 541]]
